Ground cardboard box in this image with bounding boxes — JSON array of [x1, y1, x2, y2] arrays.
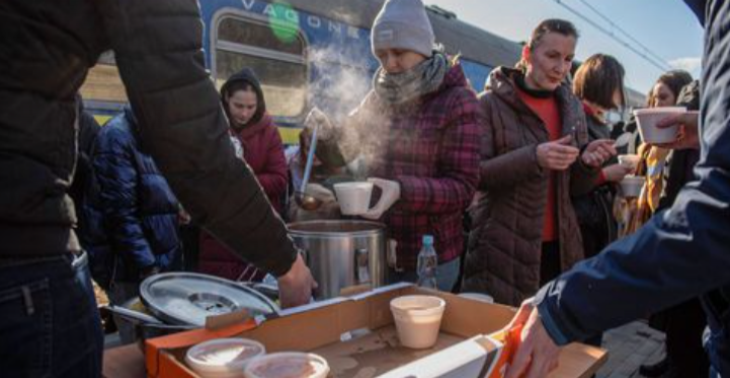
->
[[146, 284, 607, 378]]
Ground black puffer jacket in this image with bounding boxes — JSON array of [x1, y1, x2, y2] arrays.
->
[[0, 0, 296, 276]]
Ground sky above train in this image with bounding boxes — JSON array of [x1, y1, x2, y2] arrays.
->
[[424, 0, 704, 95]]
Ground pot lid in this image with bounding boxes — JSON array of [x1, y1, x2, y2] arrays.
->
[[140, 272, 278, 327]]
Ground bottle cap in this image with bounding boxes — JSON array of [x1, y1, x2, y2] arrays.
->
[[422, 235, 434, 246]]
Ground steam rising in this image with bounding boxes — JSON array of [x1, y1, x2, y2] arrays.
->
[[306, 46, 391, 176]]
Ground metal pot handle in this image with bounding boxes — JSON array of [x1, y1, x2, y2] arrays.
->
[[355, 248, 371, 284], [105, 305, 165, 325]]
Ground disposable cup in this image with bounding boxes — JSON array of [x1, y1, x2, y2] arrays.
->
[[620, 175, 645, 198], [390, 295, 446, 349], [186, 338, 266, 378], [334, 182, 374, 215], [633, 107, 686, 144]]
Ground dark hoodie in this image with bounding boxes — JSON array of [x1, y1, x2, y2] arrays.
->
[[199, 69, 288, 281], [220, 68, 267, 129]]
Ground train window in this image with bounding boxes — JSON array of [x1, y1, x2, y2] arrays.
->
[[79, 51, 127, 103], [214, 15, 308, 119]]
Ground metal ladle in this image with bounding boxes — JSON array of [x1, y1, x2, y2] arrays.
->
[[294, 115, 324, 211]]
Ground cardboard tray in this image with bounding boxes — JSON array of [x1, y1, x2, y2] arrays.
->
[[145, 284, 607, 378]]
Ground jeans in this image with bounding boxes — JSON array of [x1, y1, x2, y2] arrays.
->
[[711, 367, 721, 378], [387, 257, 461, 292], [0, 252, 103, 377]]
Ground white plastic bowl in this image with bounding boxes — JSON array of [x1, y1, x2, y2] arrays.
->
[[633, 107, 686, 144], [186, 338, 266, 378], [244, 352, 329, 378], [390, 295, 446, 349], [334, 182, 374, 215], [620, 175, 645, 198]]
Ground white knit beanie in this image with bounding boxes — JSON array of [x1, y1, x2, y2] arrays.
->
[[371, 0, 435, 57]]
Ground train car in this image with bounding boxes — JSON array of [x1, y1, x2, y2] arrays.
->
[[80, 0, 525, 143], [79, 0, 642, 143]]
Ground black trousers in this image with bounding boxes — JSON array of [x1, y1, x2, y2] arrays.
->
[[664, 298, 710, 377], [540, 242, 562, 285], [541, 241, 603, 347]]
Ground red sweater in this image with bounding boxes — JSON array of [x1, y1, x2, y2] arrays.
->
[[517, 90, 561, 242]]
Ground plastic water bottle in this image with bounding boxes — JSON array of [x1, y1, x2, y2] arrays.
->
[[417, 235, 438, 289]]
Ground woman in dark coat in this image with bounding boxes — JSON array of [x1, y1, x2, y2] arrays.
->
[[462, 20, 616, 306]]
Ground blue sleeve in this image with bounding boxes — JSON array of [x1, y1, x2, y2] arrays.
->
[[536, 164, 730, 345], [95, 125, 156, 270]]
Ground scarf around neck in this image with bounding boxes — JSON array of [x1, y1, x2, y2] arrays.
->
[[373, 52, 449, 106]]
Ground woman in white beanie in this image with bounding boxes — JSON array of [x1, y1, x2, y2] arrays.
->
[[312, 0, 481, 292]]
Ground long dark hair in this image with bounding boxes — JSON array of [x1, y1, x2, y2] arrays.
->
[[652, 70, 693, 105]]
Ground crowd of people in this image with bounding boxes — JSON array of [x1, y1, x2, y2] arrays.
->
[[3, 0, 729, 377]]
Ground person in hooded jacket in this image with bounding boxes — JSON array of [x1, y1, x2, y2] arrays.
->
[[83, 107, 183, 344], [198, 68, 288, 282], [312, 0, 481, 292], [461, 19, 616, 307]]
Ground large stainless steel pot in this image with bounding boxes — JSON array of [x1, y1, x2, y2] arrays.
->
[[288, 220, 386, 299]]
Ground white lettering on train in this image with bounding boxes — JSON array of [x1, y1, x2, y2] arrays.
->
[[239, 0, 360, 40], [308, 15, 321, 28]]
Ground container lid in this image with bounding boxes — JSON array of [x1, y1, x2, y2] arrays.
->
[[244, 352, 329, 378], [140, 273, 278, 326], [186, 338, 266, 374], [422, 235, 434, 246]]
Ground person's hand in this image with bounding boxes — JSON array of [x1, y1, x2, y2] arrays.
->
[[653, 111, 700, 150], [305, 183, 336, 203], [602, 163, 632, 183], [178, 208, 192, 225], [581, 139, 617, 168], [303, 107, 335, 141], [277, 254, 318, 309], [506, 304, 563, 378], [361, 178, 401, 220], [536, 136, 580, 171]]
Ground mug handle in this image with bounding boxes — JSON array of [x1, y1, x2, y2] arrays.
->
[[366, 181, 385, 214]]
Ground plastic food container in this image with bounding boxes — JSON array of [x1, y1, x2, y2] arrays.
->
[[620, 175, 645, 198], [244, 352, 329, 378], [186, 338, 266, 378], [634, 107, 686, 144], [390, 295, 446, 349]]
